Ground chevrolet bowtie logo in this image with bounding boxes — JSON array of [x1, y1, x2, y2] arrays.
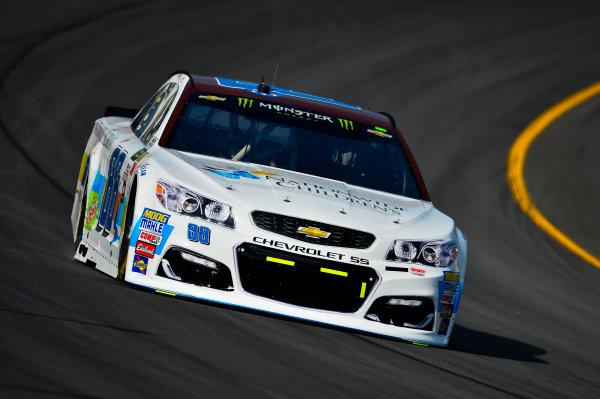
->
[[297, 226, 331, 239]]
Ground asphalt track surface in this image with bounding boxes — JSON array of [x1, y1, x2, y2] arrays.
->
[[1, 1, 600, 398]]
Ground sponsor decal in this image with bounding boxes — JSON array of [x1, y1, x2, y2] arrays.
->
[[129, 209, 173, 256], [98, 148, 127, 234], [138, 208, 170, 234], [85, 170, 106, 231], [99, 128, 116, 149], [132, 254, 148, 275], [78, 152, 89, 184], [442, 281, 458, 293], [259, 102, 334, 123], [251, 170, 279, 176], [130, 148, 149, 162], [297, 226, 331, 239], [440, 304, 454, 318], [367, 128, 392, 138], [438, 279, 462, 313], [337, 118, 354, 131], [135, 241, 156, 258], [253, 236, 369, 265], [85, 196, 98, 227], [444, 271, 459, 282], [203, 166, 260, 180], [140, 165, 147, 176], [203, 165, 408, 215], [237, 97, 253, 108], [138, 231, 162, 246], [264, 175, 407, 215], [215, 78, 363, 108], [188, 223, 210, 245], [199, 95, 226, 101], [438, 318, 451, 336], [440, 291, 456, 305], [409, 266, 426, 276]]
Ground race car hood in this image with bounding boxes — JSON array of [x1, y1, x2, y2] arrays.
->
[[153, 150, 432, 230]]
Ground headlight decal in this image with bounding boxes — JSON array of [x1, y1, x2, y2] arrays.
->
[[156, 178, 235, 228], [386, 239, 457, 268]]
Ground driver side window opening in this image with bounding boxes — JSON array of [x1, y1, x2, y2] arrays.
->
[[132, 82, 179, 143]]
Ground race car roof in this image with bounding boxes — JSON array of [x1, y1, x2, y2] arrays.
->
[[187, 75, 396, 131], [160, 73, 431, 201]]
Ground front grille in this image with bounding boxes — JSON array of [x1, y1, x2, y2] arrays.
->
[[251, 211, 375, 249], [237, 243, 378, 313]]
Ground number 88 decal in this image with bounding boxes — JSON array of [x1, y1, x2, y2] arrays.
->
[[188, 223, 210, 245]]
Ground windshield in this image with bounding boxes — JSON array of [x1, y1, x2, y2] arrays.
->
[[166, 93, 423, 199]]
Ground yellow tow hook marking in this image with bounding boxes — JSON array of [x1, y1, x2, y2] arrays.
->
[[320, 267, 348, 277], [266, 256, 295, 266]]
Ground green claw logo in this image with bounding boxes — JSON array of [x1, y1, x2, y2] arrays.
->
[[238, 98, 254, 108], [338, 118, 354, 131]]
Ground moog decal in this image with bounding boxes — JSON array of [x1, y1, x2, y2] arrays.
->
[[129, 208, 173, 256]]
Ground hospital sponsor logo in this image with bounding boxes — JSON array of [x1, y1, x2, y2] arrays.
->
[[138, 230, 162, 246], [135, 241, 156, 258], [410, 266, 426, 276], [203, 165, 407, 215]]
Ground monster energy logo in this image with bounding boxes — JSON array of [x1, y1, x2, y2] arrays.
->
[[238, 98, 253, 108], [338, 118, 354, 130]]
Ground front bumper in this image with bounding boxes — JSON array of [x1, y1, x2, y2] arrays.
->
[[124, 213, 464, 347]]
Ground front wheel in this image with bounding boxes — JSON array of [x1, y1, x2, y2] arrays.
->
[[74, 180, 88, 255]]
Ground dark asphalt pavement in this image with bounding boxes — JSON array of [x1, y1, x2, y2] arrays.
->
[[1, 1, 599, 397]]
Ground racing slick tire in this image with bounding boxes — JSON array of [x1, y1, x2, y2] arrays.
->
[[74, 179, 88, 255]]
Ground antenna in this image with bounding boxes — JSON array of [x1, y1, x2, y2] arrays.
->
[[272, 63, 279, 86], [257, 76, 271, 94]]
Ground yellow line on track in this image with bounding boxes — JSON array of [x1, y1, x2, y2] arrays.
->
[[507, 81, 600, 269]]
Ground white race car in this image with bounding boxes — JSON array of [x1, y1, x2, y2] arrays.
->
[[71, 72, 467, 346]]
